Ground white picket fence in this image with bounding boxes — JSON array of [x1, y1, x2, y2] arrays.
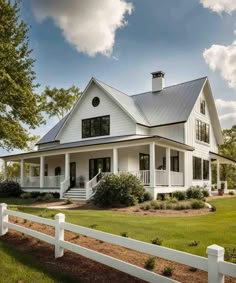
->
[[0, 203, 235, 283]]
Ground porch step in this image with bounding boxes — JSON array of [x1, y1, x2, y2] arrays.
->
[[63, 187, 87, 200]]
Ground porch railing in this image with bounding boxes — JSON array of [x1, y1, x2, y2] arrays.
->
[[156, 170, 168, 186], [24, 176, 40, 187], [171, 171, 184, 186], [44, 175, 65, 188]]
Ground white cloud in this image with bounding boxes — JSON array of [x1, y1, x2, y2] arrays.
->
[[203, 40, 236, 89], [200, 0, 236, 14], [215, 99, 236, 128], [31, 0, 133, 57]]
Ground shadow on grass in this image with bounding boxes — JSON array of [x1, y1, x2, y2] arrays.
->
[[0, 241, 79, 283]]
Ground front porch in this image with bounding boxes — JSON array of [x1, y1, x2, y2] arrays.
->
[[3, 141, 187, 199]]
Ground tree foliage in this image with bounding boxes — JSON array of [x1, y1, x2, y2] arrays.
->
[[41, 86, 81, 120], [215, 125, 236, 190], [0, 0, 43, 150]]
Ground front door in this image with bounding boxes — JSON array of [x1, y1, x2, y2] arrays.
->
[[89, 157, 110, 179], [70, 162, 76, 188]]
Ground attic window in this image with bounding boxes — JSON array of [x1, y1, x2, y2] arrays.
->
[[200, 99, 206, 115], [92, 97, 100, 107]]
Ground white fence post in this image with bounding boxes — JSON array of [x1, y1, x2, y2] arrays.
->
[[55, 213, 65, 258], [207, 244, 225, 283], [0, 203, 8, 236]]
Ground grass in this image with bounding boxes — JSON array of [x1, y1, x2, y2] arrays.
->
[[1, 196, 236, 258], [0, 197, 37, 206], [0, 241, 78, 283]]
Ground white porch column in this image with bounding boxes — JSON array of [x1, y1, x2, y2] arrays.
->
[[65, 153, 70, 180], [20, 159, 24, 187], [112, 148, 118, 174], [149, 143, 156, 187], [166, 147, 171, 187], [216, 159, 220, 189], [3, 160, 7, 180], [40, 156, 45, 188]]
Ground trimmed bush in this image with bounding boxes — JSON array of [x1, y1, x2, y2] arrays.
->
[[173, 191, 186, 201], [186, 186, 204, 200], [64, 198, 73, 205], [41, 193, 54, 202], [0, 180, 22, 197], [93, 173, 145, 207], [142, 191, 153, 202], [20, 192, 32, 199], [211, 205, 216, 212], [30, 192, 41, 198], [190, 200, 205, 209], [202, 190, 209, 197], [120, 232, 128, 237], [145, 257, 155, 270], [229, 191, 235, 196]]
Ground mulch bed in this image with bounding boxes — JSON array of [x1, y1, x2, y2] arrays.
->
[[1, 215, 235, 283]]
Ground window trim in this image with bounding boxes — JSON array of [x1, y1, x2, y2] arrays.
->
[[193, 156, 202, 180], [195, 119, 210, 144], [82, 115, 110, 139], [200, 99, 206, 115]]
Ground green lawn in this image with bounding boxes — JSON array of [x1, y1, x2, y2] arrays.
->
[[0, 197, 38, 206], [9, 196, 236, 258], [0, 241, 77, 283]]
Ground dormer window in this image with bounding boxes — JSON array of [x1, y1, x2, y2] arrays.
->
[[200, 99, 206, 115]]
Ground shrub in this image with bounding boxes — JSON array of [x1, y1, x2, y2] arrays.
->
[[162, 265, 174, 277], [52, 192, 60, 199], [64, 198, 73, 205], [229, 191, 235, 196], [225, 248, 236, 262], [211, 205, 216, 212], [0, 180, 22, 197], [120, 232, 128, 237], [190, 200, 205, 209], [186, 187, 204, 200], [142, 191, 153, 202], [30, 192, 41, 198], [93, 173, 145, 207], [202, 190, 209, 197], [159, 202, 166, 210], [174, 203, 190, 210], [20, 192, 32, 199], [145, 257, 155, 270], [173, 191, 186, 201], [189, 240, 200, 247], [89, 224, 98, 229], [151, 237, 163, 246], [42, 193, 54, 202], [150, 200, 160, 210], [157, 193, 169, 201]]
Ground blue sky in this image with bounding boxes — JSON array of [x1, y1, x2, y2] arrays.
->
[[1, 0, 236, 155]]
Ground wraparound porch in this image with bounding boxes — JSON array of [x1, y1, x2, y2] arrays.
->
[[2, 137, 192, 199]]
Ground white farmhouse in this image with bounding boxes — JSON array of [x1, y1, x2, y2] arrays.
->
[[1, 71, 235, 199]]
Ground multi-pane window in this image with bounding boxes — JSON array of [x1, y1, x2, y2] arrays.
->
[[200, 99, 206, 115], [193, 156, 202, 180], [82, 115, 110, 138], [203, 160, 209, 180], [196, 120, 209, 143]]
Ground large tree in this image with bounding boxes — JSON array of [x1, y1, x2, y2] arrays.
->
[[41, 86, 81, 120], [212, 125, 236, 190], [0, 0, 43, 150]]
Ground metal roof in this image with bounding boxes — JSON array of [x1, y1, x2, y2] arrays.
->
[[37, 77, 207, 145], [132, 77, 207, 126], [36, 114, 69, 145]]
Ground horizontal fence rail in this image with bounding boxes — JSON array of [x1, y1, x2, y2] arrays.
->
[[0, 203, 235, 283]]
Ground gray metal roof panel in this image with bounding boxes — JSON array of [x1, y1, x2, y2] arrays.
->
[[132, 77, 207, 126], [36, 114, 69, 145]]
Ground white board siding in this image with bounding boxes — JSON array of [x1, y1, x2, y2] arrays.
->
[[136, 125, 149, 135], [58, 83, 136, 144], [185, 86, 218, 188], [150, 124, 185, 143]]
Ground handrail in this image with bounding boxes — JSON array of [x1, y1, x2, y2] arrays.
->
[[60, 178, 70, 199], [86, 169, 105, 199]]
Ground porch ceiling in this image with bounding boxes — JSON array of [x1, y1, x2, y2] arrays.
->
[[210, 151, 236, 165]]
